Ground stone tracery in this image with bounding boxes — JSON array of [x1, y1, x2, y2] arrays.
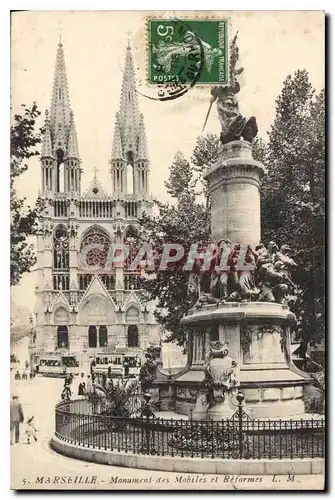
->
[[80, 227, 111, 269]]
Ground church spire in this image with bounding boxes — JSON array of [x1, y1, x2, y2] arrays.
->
[[119, 44, 140, 157], [40, 39, 81, 196], [110, 43, 149, 197], [50, 41, 72, 135]]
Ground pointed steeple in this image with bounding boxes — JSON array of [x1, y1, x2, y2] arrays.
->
[[137, 113, 148, 160], [41, 110, 53, 157], [50, 41, 72, 135], [40, 39, 81, 196], [111, 113, 123, 159], [67, 111, 79, 158], [119, 45, 140, 157], [111, 44, 149, 162], [110, 42, 150, 198]]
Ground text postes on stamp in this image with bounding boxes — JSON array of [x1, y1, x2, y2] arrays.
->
[[148, 19, 229, 86]]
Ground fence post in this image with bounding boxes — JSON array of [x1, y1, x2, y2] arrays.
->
[[142, 392, 153, 455], [236, 390, 245, 459]]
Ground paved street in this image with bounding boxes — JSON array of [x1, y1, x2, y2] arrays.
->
[[10, 339, 324, 491]]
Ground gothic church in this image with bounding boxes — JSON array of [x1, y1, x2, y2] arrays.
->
[[34, 40, 160, 364]]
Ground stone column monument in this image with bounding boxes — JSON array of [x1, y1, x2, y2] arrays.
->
[[174, 34, 308, 419]]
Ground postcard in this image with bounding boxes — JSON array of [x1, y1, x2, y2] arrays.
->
[[10, 10, 325, 491]]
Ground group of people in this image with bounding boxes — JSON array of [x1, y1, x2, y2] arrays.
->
[[13, 359, 36, 380], [60, 372, 94, 401], [14, 369, 35, 380], [10, 395, 38, 445]]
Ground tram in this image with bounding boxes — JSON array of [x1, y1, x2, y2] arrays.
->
[[37, 352, 79, 377], [94, 350, 141, 379]]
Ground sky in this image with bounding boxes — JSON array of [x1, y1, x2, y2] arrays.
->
[[10, 10, 325, 314]]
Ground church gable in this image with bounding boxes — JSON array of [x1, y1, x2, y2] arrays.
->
[[82, 176, 110, 199], [79, 275, 116, 307], [124, 291, 143, 311], [52, 292, 70, 309], [78, 275, 117, 326], [79, 293, 116, 325]]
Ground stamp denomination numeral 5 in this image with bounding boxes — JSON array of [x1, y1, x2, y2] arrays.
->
[[157, 25, 174, 41]]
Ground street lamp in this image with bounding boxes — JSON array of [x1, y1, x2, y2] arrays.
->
[[28, 314, 35, 374]]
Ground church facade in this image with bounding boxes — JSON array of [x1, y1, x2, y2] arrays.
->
[[34, 40, 161, 364]]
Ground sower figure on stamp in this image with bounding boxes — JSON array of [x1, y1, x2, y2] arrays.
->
[[153, 30, 223, 74]]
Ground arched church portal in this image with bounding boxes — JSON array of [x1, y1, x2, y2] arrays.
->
[[57, 326, 69, 349], [99, 326, 108, 348], [127, 325, 139, 348], [88, 325, 108, 348], [88, 325, 97, 348]]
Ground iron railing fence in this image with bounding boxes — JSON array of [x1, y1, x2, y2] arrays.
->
[[55, 399, 325, 460]]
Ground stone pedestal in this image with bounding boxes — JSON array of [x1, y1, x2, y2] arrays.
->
[[204, 141, 265, 246], [207, 394, 235, 420], [176, 302, 308, 419], [192, 389, 209, 420]]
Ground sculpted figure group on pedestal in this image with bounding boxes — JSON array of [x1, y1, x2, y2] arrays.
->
[[188, 240, 298, 308]]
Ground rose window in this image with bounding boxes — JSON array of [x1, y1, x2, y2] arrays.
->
[[80, 228, 111, 268]]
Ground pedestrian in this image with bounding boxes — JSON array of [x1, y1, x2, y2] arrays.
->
[[61, 376, 72, 401], [10, 395, 24, 445], [86, 374, 93, 395], [25, 416, 38, 444], [78, 373, 86, 396], [61, 383, 71, 401], [123, 360, 129, 377], [64, 371, 72, 385]]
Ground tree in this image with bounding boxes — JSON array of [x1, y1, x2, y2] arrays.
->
[[191, 133, 220, 175], [252, 136, 268, 164], [11, 103, 42, 286], [261, 71, 325, 343], [137, 153, 210, 345], [165, 152, 197, 198], [191, 133, 220, 208]]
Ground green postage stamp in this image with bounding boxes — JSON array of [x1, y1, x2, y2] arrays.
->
[[148, 19, 229, 85]]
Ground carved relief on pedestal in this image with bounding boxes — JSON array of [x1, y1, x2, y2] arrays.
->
[[186, 388, 198, 400], [176, 387, 186, 399], [241, 324, 285, 364], [241, 327, 252, 358], [207, 341, 239, 406], [191, 329, 210, 366]]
